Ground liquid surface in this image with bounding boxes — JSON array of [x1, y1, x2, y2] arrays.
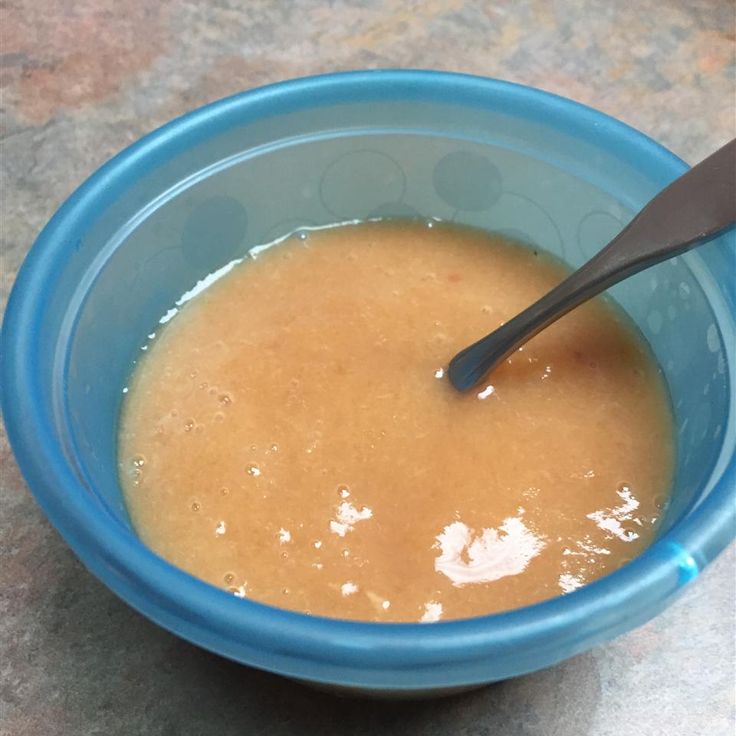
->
[[119, 221, 674, 622]]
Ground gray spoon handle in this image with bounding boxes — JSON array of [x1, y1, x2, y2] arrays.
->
[[448, 138, 736, 392]]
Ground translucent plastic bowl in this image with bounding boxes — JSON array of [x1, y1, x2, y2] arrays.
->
[[2, 71, 734, 696]]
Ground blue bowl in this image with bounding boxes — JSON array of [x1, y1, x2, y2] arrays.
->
[[2, 71, 734, 696]]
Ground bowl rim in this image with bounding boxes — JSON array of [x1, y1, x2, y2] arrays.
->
[[2, 69, 734, 689]]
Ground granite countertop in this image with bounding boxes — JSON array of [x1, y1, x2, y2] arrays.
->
[[1, 1, 734, 734]]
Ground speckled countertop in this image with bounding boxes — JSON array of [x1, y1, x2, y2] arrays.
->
[[1, 1, 735, 734]]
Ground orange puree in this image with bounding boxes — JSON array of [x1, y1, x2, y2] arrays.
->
[[119, 221, 674, 622]]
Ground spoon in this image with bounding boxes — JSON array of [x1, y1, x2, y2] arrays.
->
[[447, 138, 736, 392]]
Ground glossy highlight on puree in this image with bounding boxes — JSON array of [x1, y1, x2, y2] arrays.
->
[[118, 221, 675, 623]]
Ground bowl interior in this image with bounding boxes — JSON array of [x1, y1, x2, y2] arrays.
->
[[53, 89, 732, 559]]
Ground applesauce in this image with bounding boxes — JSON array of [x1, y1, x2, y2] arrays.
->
[[118, 221, 674, 622]]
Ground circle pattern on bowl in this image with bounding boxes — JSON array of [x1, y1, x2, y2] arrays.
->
[[180, 196, 248, 269], [319, 150, 406, 219], [432, 150, 503, 211]]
